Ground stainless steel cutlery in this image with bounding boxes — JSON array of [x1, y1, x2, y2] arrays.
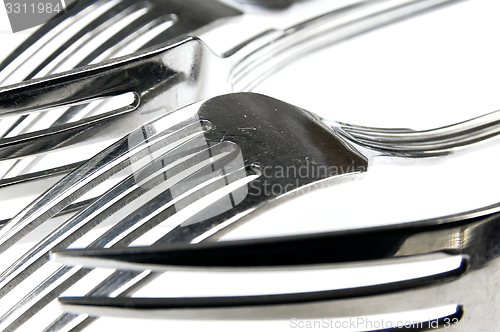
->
[[0, 0, 498, 331]]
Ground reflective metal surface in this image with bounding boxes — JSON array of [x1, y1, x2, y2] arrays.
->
[[0, 0, 243, 223], [53, 206, 500, 332], [29, 91, 500, 331], [0, 0, 498, 331], [0, 0, 461, 222]]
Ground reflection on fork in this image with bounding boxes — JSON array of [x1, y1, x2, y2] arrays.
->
[[0, 0, 496, 331], [2, 92, 500, 331], [0, 0, 461, 222]]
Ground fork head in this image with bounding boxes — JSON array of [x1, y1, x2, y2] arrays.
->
[[0, 0, 242, 223], [0, 92, 366, 332], [0, 0, 242, 84], [0, 91, 368, 251], [0, 89, 369, 243], [174, 92, 369, 237]]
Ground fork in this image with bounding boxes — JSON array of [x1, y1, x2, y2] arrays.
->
[[0, 0, 244, 223], [0, 0, 339, 223], [0, 0, 481, 330], [0, 0, 462, 223], [52, 202, 500, 332], [2, 90, 500, 331]]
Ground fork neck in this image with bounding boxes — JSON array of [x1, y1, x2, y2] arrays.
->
[[325, 105, 500, 158], [226, 0, 461, 92]]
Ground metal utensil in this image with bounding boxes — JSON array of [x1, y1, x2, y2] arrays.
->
[[0, 0, 365, 223], [0, 0, 243, 222], [3, 90, 500, 331], [0, 0, 476, 330], [0, 0, 458, 227], [52, 206, 500, 332]]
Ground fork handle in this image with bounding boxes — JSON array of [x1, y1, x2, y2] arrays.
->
[[328, 107, 500, 156]]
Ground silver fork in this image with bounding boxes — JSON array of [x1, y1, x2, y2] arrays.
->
[[0, 0, 376, 223], [11, 90, 500, 331], [52, 201, 500, 332], [3, 89, 500, 331], [0, 0, 458, 225], [0, 0, 244, 222], [0, 0, 242, 85], [0, 0, 483, 330]]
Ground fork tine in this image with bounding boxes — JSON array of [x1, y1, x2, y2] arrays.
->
[[57, 286, 468, 323], [0, 0, 95, 73], [26, 0, 146, 79], [55, 260, 464, 311], [0, 116, 30, 139], [0, 0, 110, 85], [49, 213, 485, 271], [0, 115, 206, 253], [0, 162, 82, 198], [0, 100, 138, 161], [53, 212, 500, 327], [41, 312, 84, 332], [135, 0, 244, 51], [0, 141, 247, 329], [0, 199, 93, 230], [73, 11, 177, 68], [42, 271, 161, 332], [0, 57, 143, 116]]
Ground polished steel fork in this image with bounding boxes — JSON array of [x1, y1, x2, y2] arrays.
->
[[0, 0, 243, 224], [5, 91, 500, 331], [54, 203, 500, 332], [0, 0, 486, 331], [0, 0, 459, 227]]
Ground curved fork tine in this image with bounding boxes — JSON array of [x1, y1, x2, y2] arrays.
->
[[54, 213, 500, 332], [50, 211, 488, 271], [0, 0, 97, 78], [0, 117, 206, 255], [0, 141, 243, 330], [27, 0, 149, 79]]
